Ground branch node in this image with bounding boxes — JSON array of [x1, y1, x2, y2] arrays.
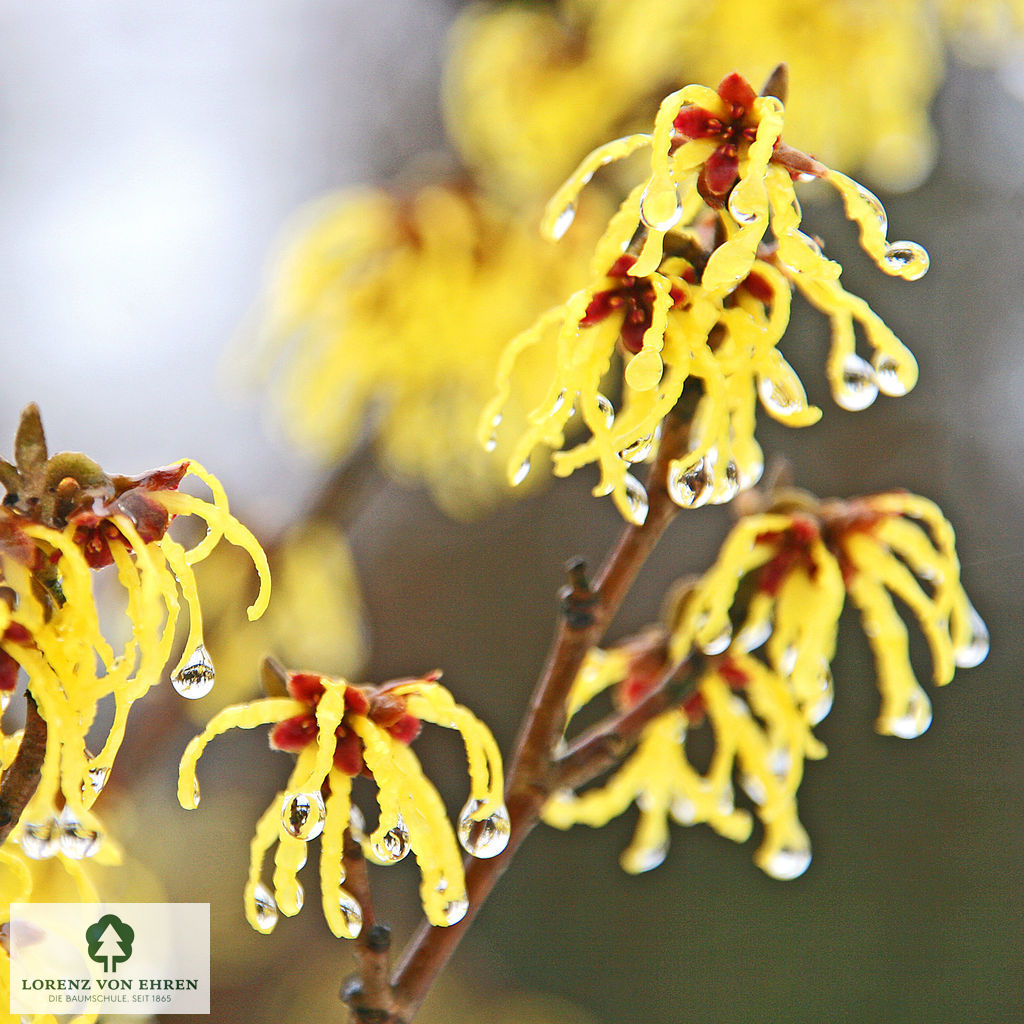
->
[[559, 558, 598, 629]]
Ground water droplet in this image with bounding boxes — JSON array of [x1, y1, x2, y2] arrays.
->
[[757, 375, 801, 418], [0, 692, 10, 713], [281, 791, 326, 842], [58, 809, 101, 860], [442, 896, 469, 926], [761, 841, 812, 880], [19, 819, 58, 860], [623, 474, 649, 526], [727, 190, 757, 225], [716, 785, 736, 816], [457, 799, 511, 859], [484, 435, 498, 453], [511, 457, 531, 487], [854, 182, 888, 236], [740, 774, 768, 806], [779, 644, 798, 677], [882, 241, 929, 280], [336, 888, 363, 938], [87, 765, 109, 796], [594, 393, 615, 429], [191, 779, 201, 808], [737, 617, 772, 652], [348, 805, 367, 843], [252, 882, 279, 934], [551, 202, 576, 240], [640, 183, 683, 231], [670, 795, 697, 825], [711, 460, 741, 505], [880, 689, 932, 739], [622, 840, 669, 873], [292, 882, 305, 912], [806, 663, 834, 725], [953, 603, 989, 668], [834, 354, 879, 411], [769, 748, 792, 780], [618, 433, 655, 464], [171, 644, 215, 699], [370, 815, 410, 863], [667, 458, 713, 509], [700, 624, 732, 656], [871, 353, 909, 397]]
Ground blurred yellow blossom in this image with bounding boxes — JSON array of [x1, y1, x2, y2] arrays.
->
[[251, 181, 605, 517], [0, 405, 269, 861], [547, 489, 986, 877], [484, 74, 926, 522], [179, 667, 507, 937], [446, 0, 1024, 200]]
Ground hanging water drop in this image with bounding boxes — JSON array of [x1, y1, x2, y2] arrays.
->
[[484, 435, 498, 453], [171, 644, 215, 699], [336, 888, 363, 939], [618, 432, 655, 464], [700, 624, 732, 656], [761, 841, 812, 880], [670, 795, 697, 825], [594, 392, 616, 429], [457, 799, 511, 859], [727, 189, 757, 225], [880, 689, 932, 739], [348, 805, 367, 843], [87, 765, 109, 796], [757, 375, 801, 418], [882, 241, 929, 280], [953, 603, 989, 668], [667, 458, 712, 509], [19, 818, 58, 860], [58, 809, 101, 860], [623, 474, 649, 526], [550, 202, 577, 240], [252, 882, 279, 934], [806, 662, 835, 726], [737, 616, 772, 653], [712, 460, 741, 505], [621, 840, 669, 874], [640, 183, 683, 231], [511, 457, 531, 487], [740, 773, 768, 806], [0, 691, 10, 714], [281, 791, 326, 841], [871, 353, 909, 397], [442, 896, 469, 926], [834, 354, 879, 411], [370, 815, 410, 863]]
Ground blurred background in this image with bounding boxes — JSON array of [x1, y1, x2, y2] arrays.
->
[[0, 2, 1022, 1022]]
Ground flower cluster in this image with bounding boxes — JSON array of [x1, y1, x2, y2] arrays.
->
[[0, 405, 269, 861], [545, 489, 987, 877], [446, 0, 1024, 201], [483, 71, 928, 523], [178, 666, 508, 938], [251, 181, 605, 517]]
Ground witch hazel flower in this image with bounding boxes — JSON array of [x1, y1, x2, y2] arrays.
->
[[483, 69, 929, 522], [0, 405, 269, 860], [178, 665, 507, 938]]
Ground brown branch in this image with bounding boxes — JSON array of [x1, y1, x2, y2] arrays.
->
[[0, 692, 47, 843], [341, 831, 396, 1024], [385, 410, 692, 1022]]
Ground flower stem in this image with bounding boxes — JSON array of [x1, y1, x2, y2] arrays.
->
[[382, 410, 691, 1023], [0, 692, 47, 842]]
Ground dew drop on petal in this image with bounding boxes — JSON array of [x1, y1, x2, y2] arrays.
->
[[640, 183, 683, 231], [442, 896, 469, 926], [882, 241, 929, 281], [281, 791, 326, 842], [711, 460, 741, 505], [484, 435, 498, 453], [622, 840, 669, 873], [87, 765, 109, 796], [761, 842, 812, 880], [667, 458, 713, 509], [551, 203, 577, 240], [171, 644, 215, 699], [19, 819, 58, 860], [336, 888, 363, 939], [252, 882, 279, 934], [871, 353, 909, 397], [511, 457, 531, 487], [0, 692, 10, 714], [727, 190, 757, 225], [806, 667, 835, 726], [457, 799, 511, 859], [953, 604, 990, 669], [58, 809, 101, 860], [757, 375, 801, 418], [737, 616, 772, 653], [880, 689, 933, 739], [623, 474, 649, 526], [594, 393, 615, 429], [740, 774, 768, 806], [701, 624, 732, 656], [292, 882, 305, 913], [618, 433, 655, 464], [348, 805, 367, 843], [371, 815, 410, 863], [854, 182, 888, 236], [670, 795, 697, 825], [834, 354, 879, 412]]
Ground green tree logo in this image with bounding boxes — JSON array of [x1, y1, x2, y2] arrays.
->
[[85, 914, 135, 973]]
